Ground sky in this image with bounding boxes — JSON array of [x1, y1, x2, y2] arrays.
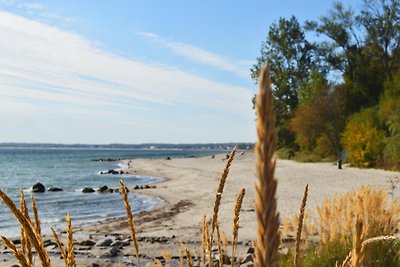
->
[[0, 0, 362, 144]]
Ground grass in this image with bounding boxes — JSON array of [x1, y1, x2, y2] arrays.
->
[[294, 184, 308, 267], [231, 188, 245, 267], [255, 64, 280, 267], [281, 185, 400, 266], [1, 64, 400, 266]]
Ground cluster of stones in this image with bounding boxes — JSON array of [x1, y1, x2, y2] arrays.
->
[[31, 182, 156, 193]]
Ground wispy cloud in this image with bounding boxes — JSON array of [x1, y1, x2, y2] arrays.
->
[[1, 0, 76, 25], [138, 32, 252, 78], [0, 12, 254, 137]]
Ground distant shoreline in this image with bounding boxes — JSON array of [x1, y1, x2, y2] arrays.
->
[[0, 142, 253, 150]]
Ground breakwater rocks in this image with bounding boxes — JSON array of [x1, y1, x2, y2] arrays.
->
[[91, 158, 129, 162], [99, 169, 125, 175], [30, 182, 156, 194]]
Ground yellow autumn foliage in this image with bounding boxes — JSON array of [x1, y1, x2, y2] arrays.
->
[[341, 107, 386, 168]]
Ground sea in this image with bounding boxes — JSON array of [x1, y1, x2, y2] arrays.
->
[[0, 147, 224, 237]]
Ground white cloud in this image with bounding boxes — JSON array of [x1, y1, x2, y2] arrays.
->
[[1, 0, 76, 25], [138, 32, 251, 78], [0, 11, 253, 143], [0, 12, 253, 142], [0, 12, 254, 122]]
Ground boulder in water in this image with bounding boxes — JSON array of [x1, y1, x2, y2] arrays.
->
[[48, 187, 63, 192], [32, 182, 45, 193], [82, 187, 95, 193], [97, 185, 108, 193]]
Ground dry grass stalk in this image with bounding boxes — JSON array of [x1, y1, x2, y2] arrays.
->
[[231, 188, 245, 267], [340, 251, 352, 267], [210, 146, 237, 243], [294, 184, 309, 267], [318, 186, 399, 244], [31, 195, 42, 237], [30, 195, 49, 266], [1, 236, 29, 267], [0, 189, 50, 267], [178, 249, 184, 267], [254, 64, 280, 267], [20, 191, 33, 266], [51, 228, 68, 267], [184, 245, 194, 267], [216, 223, 223, 267], [65, 214, 76, 267], [222, 231, 229, 254], [351, 219, 364, 267], [162, 251, 172, 267], [120, 179, 140, 267], [201, 214, 208, 267]]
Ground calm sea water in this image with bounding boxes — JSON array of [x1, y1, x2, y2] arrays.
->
[[0, 148, 222, 237]]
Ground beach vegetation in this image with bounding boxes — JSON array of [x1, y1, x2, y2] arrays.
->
[[281, 185, 400, 266], [342, 107, 386, 168], [252, 0, 400, 171]]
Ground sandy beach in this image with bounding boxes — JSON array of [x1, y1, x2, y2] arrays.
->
[[1, 152, 400, 266]]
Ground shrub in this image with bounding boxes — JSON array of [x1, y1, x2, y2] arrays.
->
[[281, 186, 400, 266], [341, 107, 386, 168], [379, 69, 400, 170]]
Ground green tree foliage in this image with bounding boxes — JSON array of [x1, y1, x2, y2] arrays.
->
[[360, 0, 400, 79], [379, 69, 400, 170], [252, 0, 400, 168], [306, 1, 394, 111], [298, 70, 326, 104], [251, 16, 317, 148], [342, 107, 386, 168]]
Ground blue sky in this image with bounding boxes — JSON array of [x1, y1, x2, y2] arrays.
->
[[0, 0, 361, 144]]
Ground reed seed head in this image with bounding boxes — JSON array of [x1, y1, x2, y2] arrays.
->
[[120, 179, 141, 267], [254, 64, 280, 267]]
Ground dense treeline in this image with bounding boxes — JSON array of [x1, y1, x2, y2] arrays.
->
[[251, 0, 400, 170]]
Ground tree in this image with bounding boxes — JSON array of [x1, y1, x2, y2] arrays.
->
[[298, 70, 326, 104], [379, 69, 400, 170], [251, 16, 318, 148], [291, 83, 348, 159], [360, 0, 400, 79], [306, 0, 400, 111]]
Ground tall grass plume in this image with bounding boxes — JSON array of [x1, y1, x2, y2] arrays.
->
[[294, 184, 308, 267], [120, 179, 140, 267], [254, 64, 280, 267]]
